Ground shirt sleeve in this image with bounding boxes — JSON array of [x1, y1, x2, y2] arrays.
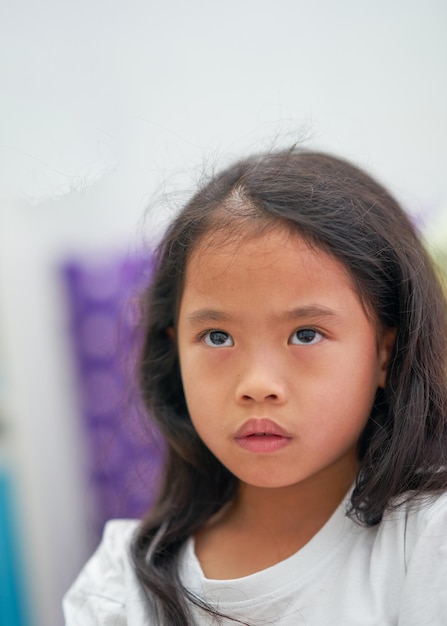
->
[[63, 520, 139, 626], [398, 493, 447, 625]]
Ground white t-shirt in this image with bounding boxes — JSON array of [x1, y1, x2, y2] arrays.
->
[[63, 491, 447, 625]]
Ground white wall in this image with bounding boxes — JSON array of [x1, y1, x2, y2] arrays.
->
[[1, 2, 446, 625]]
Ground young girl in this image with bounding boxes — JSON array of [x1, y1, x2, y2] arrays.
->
[[64, 148, 447, 625]]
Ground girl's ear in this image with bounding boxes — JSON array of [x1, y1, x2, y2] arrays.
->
[[378, 327, 397, 388], [166, 326, 175, 340]]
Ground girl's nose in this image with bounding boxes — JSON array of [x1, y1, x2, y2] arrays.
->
[[234, 355, 288, 405]]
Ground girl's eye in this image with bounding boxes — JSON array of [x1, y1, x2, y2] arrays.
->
[[289, 328, 323, 345], [203, 330, 234, 347]]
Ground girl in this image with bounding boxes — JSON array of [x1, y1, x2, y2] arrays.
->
[[64, 148, 447, 625]]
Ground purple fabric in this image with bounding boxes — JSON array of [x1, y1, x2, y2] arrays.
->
[[62, 254, 165, 538]]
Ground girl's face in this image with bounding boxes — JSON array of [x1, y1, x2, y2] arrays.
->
[[176, 227, 394, 491]]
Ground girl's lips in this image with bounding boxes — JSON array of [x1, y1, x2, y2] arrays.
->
[[234, 419, 292, 453], [235, 418, 291, 438]]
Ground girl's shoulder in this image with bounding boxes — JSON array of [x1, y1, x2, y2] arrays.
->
[[376, 490, 447, 624], [82, 518, 140, 581], [385, 487, 447, 527], [376, 489, 447, 565], [63, 519, 143, 625]]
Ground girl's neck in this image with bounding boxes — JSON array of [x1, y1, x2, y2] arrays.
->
[[194, 468, 355, 579], [232, 469, 354, 535]]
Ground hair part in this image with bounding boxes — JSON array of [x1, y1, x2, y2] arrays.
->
[[132, 147, 447, 625]]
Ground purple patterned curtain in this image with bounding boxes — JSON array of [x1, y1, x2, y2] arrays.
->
[[62, 253, 165, 538]]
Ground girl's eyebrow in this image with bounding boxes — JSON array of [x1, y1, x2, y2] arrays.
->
[[279, 305, 339, 321], [186, 305, 338, 326], [186, 309, 231, 325]]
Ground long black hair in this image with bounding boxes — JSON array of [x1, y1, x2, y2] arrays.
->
[[131, 147, 447, 624]]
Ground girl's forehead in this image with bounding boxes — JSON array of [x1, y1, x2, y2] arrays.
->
[[180, 224, 379, 327], [189, 224, 302, 263], [177, 225, 383, 338], [185, 226, 350, 285]]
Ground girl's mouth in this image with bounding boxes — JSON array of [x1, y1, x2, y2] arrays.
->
[[234, 419, 292, 453]]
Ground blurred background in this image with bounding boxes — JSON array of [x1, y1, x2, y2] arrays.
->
[[1, 1, 446, 624]]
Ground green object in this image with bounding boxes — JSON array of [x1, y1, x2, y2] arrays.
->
[[0, 469, 28, 626]]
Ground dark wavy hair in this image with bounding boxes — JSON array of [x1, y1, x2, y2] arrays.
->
[[131, 148, 447, 625]]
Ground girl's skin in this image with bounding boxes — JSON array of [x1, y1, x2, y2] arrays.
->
[[175, 226, 396, 580]]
